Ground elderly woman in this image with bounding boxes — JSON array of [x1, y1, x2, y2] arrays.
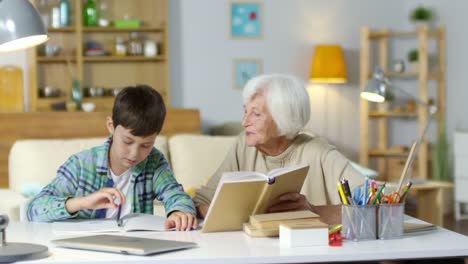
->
[[194, 74, 364, 218]]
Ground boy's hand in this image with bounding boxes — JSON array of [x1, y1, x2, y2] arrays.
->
[[164, 211, 197, 231], [65, 188, 125, 214]]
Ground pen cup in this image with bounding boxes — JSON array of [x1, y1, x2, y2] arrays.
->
[[378, 203, 404, 240], [341, 204, 377, 241]]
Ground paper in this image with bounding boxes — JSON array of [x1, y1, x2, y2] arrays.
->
[[52, 213, 167, 235]]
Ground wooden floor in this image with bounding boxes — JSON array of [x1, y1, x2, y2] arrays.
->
[[443, 214, 468, 236]]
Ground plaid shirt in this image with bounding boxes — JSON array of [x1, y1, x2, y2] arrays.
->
[[27, 137, 195, 222]]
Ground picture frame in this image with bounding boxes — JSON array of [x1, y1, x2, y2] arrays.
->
[[229, 2, 262, 39], [232, 58, 262, 90]]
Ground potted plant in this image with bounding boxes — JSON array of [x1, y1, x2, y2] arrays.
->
[[407, 49, 419, 72], [409, 6, 433, 25]]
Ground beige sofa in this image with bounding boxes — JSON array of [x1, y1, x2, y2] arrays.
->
[[0, 134, 236, 221]]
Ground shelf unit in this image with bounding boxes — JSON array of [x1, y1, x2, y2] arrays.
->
[[359, 25, 446, 181], [28, 0, 169, 112]]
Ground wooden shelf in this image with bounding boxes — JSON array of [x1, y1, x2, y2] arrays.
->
[[82, 27, 164, 33], [37, 56, 77, 63], [369, 110, 417, 118], [368, 149, 409, 158], [48, 27, 76, 33], [83, 56, 165, 62], [369, 29, 439, 39], [368, 71, 440, 80]]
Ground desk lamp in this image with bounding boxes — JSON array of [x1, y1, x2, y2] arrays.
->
[[360, 66, 437, 191], [0, 0, 48, 52], [0, 0, 49, 261]]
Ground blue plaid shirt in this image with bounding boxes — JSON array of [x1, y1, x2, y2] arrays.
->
[[27, 137, 195, 222]]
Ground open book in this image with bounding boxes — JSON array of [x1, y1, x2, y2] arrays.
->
[[202, 164, 309, 233], [52, 213, 167, 235]]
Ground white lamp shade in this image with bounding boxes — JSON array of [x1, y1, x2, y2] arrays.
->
[[0, 0, 48, 52]]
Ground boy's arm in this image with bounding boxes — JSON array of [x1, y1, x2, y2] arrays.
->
[[153, 156, 196, 217], [26, 156, 81, 222]]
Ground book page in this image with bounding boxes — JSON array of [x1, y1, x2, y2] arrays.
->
[[52, 219, 120, 235], [121, 213, 167, 231], [268, 164, 309, 180], [52, 214, 168, 234], [220, 171, 267, 183], [253, 165, 309, 214]]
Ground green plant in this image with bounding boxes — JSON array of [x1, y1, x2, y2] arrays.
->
[[407, 49, 418, 62], [410, 6, 433, 22], [431, 128, 451, 182]]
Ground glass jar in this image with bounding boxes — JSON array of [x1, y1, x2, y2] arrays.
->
[[114, 37, 126, 56], [127, 32, 143, 56]]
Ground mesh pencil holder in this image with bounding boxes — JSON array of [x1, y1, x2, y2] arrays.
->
[[341, 204, 377, 241], [378, 203, 404, 240]]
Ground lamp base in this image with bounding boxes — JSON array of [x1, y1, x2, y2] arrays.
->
[[0, 242, 48, 262]]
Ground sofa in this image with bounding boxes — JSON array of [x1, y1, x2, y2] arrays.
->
[[0, 134, 237, 221]]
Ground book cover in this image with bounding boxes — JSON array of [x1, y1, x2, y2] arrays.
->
[[201, 164, 309, 233], [249, 210, 319, 229]]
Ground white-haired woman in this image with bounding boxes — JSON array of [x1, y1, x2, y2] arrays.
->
[[193, 74, 364, 218]]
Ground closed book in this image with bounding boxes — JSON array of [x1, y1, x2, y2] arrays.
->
[[403, 222, 436, 233], [279, 221, 329, 248], [243, 223, 279, 237], [250, 210, 319, 229], [202, 164, 309, 233]]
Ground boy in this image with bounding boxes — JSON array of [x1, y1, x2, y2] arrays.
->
[[27, 85, 197, 231]]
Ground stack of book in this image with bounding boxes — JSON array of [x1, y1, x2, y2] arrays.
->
[[243, 210, 322, 237]]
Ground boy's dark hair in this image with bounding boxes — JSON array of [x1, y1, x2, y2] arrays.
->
[[112, 85, 166, 136]]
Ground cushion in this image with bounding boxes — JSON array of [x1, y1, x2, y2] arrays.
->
[[8, 136, 169, 194], [168, 134, 237, 189]]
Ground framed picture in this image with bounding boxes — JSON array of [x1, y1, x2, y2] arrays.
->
[[230, 2, 262, 39], [233, 58, 262, 90]]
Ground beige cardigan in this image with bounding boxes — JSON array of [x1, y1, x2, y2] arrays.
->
[[193, 133, 364, 207]]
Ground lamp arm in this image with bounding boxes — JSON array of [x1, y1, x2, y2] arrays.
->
[[390, 84, 438, 115]]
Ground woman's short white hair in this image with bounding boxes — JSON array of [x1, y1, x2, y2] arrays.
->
[[243, 74, 311, 139]]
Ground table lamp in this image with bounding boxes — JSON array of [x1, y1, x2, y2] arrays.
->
[[310, 45, 347, 83], [360, 66, 438, 190], [0, 0, 48, 52]]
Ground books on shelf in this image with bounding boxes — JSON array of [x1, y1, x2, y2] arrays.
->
[[279, 221, 329, 248], [201, 164, 309, 233]]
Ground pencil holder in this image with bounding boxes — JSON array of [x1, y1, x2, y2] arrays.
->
[[378, 203, 404, 240], [341, 204, 377, 241]]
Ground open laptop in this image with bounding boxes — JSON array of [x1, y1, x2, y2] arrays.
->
[[52, 235, 197, 256]]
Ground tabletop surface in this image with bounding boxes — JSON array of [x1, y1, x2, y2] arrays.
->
[[5, 217, 468, 264]]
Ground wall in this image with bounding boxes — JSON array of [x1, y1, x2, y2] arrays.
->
[[169, 0, 406, 160]]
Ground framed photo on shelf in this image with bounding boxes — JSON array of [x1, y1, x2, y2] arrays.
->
[[229, 2, 262, 39], [232, 58, 262, 90]]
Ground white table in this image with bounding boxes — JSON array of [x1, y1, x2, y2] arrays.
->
[[5, 218, 468, 264]]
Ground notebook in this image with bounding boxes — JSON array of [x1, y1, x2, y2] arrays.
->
[[51, 234, 197, 256]]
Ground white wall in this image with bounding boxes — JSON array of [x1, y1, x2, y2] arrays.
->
[[169, 0, 406, 160]]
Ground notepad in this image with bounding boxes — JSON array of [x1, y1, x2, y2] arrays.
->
[[52, 213, 167, 234]]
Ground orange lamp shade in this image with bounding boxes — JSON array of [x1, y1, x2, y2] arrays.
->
[[310, 45, 347, 83]]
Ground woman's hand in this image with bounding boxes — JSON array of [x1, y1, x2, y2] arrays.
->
[[65, 188, 125, 214], [165, 211, 198, 231], [267, 192, 314, 213], [196, 204, 209, 219]]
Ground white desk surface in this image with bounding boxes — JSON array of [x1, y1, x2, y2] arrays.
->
[[7, 218, 468, 264]]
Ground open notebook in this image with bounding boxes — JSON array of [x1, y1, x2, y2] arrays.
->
[[52, 213, 168, 234]]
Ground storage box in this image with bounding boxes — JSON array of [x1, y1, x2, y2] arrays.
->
[[279, 221, 328, 248]]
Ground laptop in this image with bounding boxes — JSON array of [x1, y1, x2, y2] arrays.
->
[[52, 234, 197, 256]]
